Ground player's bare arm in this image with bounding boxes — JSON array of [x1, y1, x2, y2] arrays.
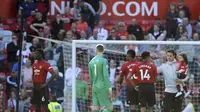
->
[[40, 70, 57, 89]]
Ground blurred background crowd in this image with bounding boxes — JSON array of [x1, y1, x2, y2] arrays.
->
[[0, 0, 200, 111]]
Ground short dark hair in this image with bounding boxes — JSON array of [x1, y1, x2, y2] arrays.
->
[[35, 48, 44, 55], [141, 51, 150, 59], [96, 44, 104, 52], [35, 48, 44, 58], [179, 53, 188, 64], [111, 28, 116, 32], [167, 50, 176, 57], [127, 50, 136, 58]]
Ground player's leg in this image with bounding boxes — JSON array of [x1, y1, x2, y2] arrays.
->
[[172, 94, 182, 112], [92, 90, 101, 112], [42, 104, 49, 112], [35, 105, 41, 112], [163, 92, 173, 112], [126, 87, 138, 112], [182, 82, 187, 92], [146, 84, 156, 112], [97, 89, 113, 112], [138, 84, 147, 112], [176, 84, 181, 92], [31, 87, 41, 112], [41, 86, 50, 112]]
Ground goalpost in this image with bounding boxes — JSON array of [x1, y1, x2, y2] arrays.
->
[[71, 40, 200, 112]]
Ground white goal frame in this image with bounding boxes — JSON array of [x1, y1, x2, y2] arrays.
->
[[71, 40, 200, 112]]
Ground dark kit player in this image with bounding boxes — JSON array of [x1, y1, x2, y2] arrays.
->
[[128, 51, 157, 112], [117, 49, 139, 112], [31, 49, 57, 112]]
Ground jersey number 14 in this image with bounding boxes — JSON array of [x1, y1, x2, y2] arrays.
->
[[139, 69, 150, 80]]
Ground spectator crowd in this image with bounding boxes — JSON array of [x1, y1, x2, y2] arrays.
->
[[0, 0, 200, 111]]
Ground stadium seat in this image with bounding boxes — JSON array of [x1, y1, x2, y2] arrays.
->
[[137, 20, 142, 25], [99, 20, 109, 25], [141, 20, 150, 27], [146, 26, 151, 32], [6, 19, 15, 25], [141, 26, 147, 32], [149, 20, 156, 25], [109, 20, 120, 25], [3, 25, 10, 30], [0, 72, 5, 76], [124, 20, 131, 25], [105, 25, 114, 31]]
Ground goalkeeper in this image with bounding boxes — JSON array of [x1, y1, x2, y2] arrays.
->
[[88, 44, 113, 112]]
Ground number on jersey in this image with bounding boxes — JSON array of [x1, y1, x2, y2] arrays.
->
[[94, 64, 97, 76], [139, 69, 150, 80]]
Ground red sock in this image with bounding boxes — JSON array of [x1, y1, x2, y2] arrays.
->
[[183, 86, 188, 93], [177, 85, 181, 92]]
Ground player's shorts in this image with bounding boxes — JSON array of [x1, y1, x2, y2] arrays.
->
[[138, 83, 155, 107], [31, 85, 49, 105], [126, 86, 139, 105], [92, 89, 112, 107], [177, 74, 186, 79]]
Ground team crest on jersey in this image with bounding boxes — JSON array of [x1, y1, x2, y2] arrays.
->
[[39, 66, 42, 69]]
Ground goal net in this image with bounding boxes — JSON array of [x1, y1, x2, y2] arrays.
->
[[24, 36, 200, 112], [70, 40, 200, 112]]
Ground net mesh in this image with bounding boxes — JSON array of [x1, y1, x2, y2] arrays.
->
[[71, 42, 200, 112], [26, 36, 200, 112]]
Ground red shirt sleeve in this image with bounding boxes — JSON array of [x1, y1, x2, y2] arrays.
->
[[44, 62, 53, 72], [153, 65, 158, 78]]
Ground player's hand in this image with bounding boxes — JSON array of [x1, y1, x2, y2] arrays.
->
[[39, 83, 47, 90], [40, 83, 47, 89]]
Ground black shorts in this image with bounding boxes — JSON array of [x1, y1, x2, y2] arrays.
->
[[138, 83, 155, 107], [31, 85, 49, 105], [178, 74, 186, 79], [163, 92, 182, 112], [126, 86, 139, 105]]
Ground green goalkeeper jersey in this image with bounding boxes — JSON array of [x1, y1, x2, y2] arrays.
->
[[89, 55, 111, 92]]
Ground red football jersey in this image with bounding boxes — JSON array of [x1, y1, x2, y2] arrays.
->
[[177, 62, 188, 75], [120, 61, 139, 86], [130, 62, 157, 84], [32, 60, 53, 84]]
